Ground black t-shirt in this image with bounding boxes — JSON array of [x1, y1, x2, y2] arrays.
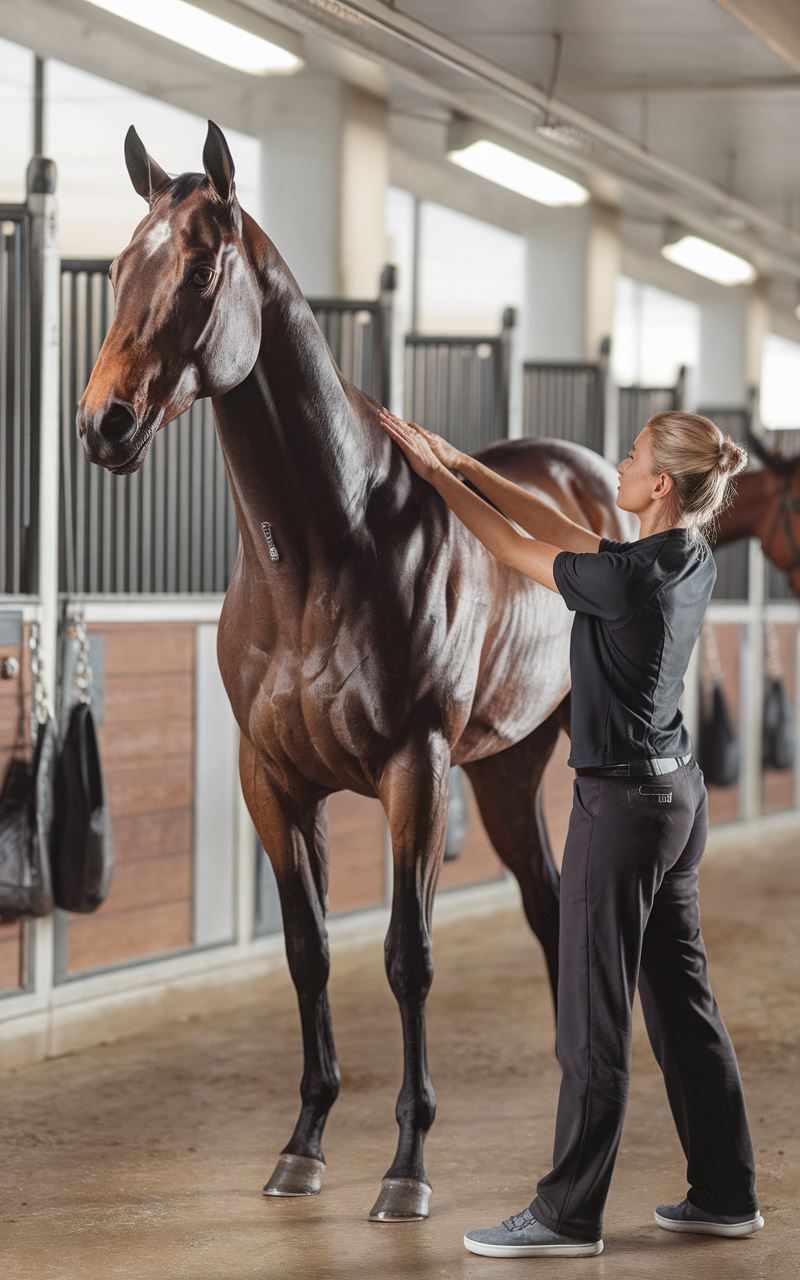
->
[[552, 528, 717, 768]]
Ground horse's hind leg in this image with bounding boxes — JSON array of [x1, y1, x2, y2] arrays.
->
[[370, 730, 451, 1222], [239, 736, 340, 1197], [462, 700, 566, 1023]]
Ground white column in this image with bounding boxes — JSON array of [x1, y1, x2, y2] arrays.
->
[[696, 280, 770, 407], [523, 202, 621, 361], [256, 75, 388, 298]]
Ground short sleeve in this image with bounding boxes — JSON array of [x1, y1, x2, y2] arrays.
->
[[553, 548, 650, 621]]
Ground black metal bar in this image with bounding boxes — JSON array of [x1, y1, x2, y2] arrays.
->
[[57, 262, 394, 593]]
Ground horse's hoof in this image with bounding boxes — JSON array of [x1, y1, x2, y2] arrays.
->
[[368, 1177, 432, 1221], [263, 1153, 326, 1196]]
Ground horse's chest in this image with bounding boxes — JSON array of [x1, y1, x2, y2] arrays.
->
[[226, 628, 396, 784]]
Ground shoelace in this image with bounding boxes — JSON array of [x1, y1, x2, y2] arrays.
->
[[502, 1208, 535, 1232]]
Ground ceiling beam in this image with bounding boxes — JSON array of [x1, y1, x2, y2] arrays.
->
[[712, 0, 800, 72]]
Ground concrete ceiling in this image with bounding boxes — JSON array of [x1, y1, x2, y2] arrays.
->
[[3, 0, 800, 293]]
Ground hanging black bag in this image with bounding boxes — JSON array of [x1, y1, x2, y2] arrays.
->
[[51, 609, 114, 913], [0, 622, 56, 923], [762, 623, 796, 771], [697, 622, 741, 788]]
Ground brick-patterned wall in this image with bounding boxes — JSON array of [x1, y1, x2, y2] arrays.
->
[[63, 623, 195, 975]]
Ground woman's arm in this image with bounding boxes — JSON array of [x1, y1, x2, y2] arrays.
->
[[455, 453, 602, 553], [428, 465, 563, 593], [377, 408, 601, 552]]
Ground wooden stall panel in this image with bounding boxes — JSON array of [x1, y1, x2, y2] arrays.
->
[[761, 622, 797, 815], [65, 623, 195, 975], [327, 792, 385, 915], [704, 623, 744, 826], [0, 632, 32, 993]]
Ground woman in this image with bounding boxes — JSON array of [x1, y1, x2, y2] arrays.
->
[[377, 406, 763, 1259]]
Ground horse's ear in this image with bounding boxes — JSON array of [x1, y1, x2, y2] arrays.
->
[[745, 425, 793, 475], [124, 125, 171, 204], [203, 119, 236, 205]]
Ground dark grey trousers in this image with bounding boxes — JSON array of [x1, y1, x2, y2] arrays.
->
[[529, 756, 759, 1241]]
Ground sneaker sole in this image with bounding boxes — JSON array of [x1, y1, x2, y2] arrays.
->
[[464, 1235, 604, 1257], [654, 1210, 764, 1237]]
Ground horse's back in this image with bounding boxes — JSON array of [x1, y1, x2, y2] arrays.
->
[[470, 436, 635, 542]]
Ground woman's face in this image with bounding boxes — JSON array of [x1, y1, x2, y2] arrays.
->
[[616, 424, 673, 515]]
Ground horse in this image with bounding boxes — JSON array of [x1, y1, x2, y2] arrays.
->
[[715, 428, 800, 595], [76, 120, 633, 1222]]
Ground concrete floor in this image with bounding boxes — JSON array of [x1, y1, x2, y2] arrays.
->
[[2, 827, 798, 1280]]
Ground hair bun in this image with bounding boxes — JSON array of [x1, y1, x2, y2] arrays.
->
[[718, 437, 748, 477]]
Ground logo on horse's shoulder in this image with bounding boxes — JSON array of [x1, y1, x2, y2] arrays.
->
[[261, 521, 280, 561]]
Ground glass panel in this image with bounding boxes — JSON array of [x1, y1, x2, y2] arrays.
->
[[0, 38, 33, 204]]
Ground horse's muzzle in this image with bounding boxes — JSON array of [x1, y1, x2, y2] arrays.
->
[[76, 398, 148, 472]]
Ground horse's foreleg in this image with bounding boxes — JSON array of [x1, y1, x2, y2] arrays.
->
[[239, 736, 340, 1198], [370, 732, 451, 1222]]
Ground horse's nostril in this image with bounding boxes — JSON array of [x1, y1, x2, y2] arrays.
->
[[101, 401, 138, 444]]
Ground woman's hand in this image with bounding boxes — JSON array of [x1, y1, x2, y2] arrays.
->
[[377, 408, 443, 483], [378, 408, 464, 472]]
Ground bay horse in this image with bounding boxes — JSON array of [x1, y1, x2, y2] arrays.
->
[[76, 121, 633, 1221], [715, 428, 800, 595]]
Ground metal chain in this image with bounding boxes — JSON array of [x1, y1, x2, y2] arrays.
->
[[66, 606, 93, 705], [28, 619, 52, 727]]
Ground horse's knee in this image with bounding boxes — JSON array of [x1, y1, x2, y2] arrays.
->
[[284, 929, 330, 999], [301, 1052, 341, 1112], [385, 927, 434, 1004], [396, 1077, 436, 1134]]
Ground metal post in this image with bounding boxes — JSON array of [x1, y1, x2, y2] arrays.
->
[[378, 261, 397, 409], [601, 335, 619, 464], [26, 155, 60, 1005], [33, 57, 45, 155], [499, 306, 517, 439]]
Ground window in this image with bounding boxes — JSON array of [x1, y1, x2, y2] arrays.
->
[[44, 59, 261, 257], [0, 38, 34, 203], [761, 334, 800, 430], [613, 276, 699, 387], [416, 200, 523, 335]]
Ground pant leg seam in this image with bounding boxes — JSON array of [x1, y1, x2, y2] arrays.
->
[[554, 796, 598, 1234]]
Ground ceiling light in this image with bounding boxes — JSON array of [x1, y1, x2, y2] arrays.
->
[[82, 0, 303, 75], [661, 233, 755, 285], [447, 139, 589, 207]]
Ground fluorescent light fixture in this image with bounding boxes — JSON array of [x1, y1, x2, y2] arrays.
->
[[82, 0, 303, 75], [447, 139, 589, 207], [661, 233, 755, 286]]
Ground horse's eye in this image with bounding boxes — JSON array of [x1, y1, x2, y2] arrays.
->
[[190, 265, 215, 289]]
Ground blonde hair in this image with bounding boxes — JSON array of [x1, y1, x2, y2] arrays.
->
[[645, 411, 749, 547]]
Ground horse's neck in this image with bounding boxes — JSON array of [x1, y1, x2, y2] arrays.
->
[[212, 230, 387, 574], [714, 467, 778, 545]]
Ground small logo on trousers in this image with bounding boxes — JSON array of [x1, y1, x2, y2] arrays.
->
[[639, 785, 673, 802]]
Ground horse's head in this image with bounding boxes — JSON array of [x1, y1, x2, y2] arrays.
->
[[745, 427, 800, 585], [77, 121, 262, 474]]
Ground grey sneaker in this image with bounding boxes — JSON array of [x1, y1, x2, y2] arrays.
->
[[655, 1197, 765, 1237], [464, 1207, 603, 1257]]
